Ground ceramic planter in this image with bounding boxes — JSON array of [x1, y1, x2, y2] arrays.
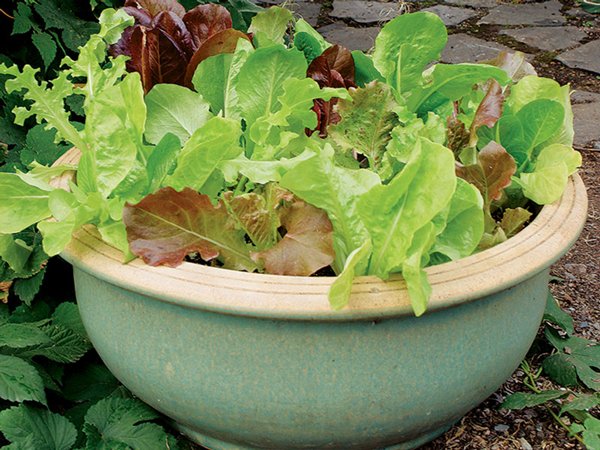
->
[[57, 143, 587, 449]]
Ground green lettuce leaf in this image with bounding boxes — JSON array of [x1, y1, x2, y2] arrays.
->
[[328, 239, 372, 310], [0, 174, 51, 234], [514, 143, 582, 205], [372, 12, 447, 97], [144, 84, 213, 145], [163, 117, 243, 192], [360, 138, 456, 279], [248, 6, 294, 47], [327, 81, 400, 169], [235, 46, 307, 128], [280, 144, 380, 272], [0, 355, 47, 405]]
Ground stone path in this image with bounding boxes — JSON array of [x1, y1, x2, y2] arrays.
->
[[281, 0, 600, 148]]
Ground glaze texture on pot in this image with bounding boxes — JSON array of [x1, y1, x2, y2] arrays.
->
[[61, 175, 587, 450]]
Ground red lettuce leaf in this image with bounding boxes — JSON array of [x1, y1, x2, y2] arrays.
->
[[469, 80, 504, 147], [252, 201, 335, 276], [456, 141, 516, 206], [183, 4, 233, 50], [124, 0, 185, 20], [306, 45, 356, 137], [124, 187, 255, 271], [184, 29, 251, 87], [129, 12, 192, 92]]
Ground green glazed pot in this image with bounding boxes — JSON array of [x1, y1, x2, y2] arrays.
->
[[60, 173, 587, 450]]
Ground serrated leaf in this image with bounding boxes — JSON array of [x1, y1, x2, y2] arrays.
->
[[52, 302, 87, 339], [83, 395, 168, 450], [19, 324, 91, 363], [124, 187, 256, 271], [500, 390, 567, 410], [0, 355, 47, 404], [560, 393, 600, 416], [20, 124, 69, 167], [252, 200, 334, 276], [328, 81, 399, 169], [32, 32, 57, 70], [543, 328, 600, 390], [13, 269, 46, 306], [12, 4, 35, 35], [543, 290, 575, 335], [0, 322, 51, 348], [0, 404, 76, 450]]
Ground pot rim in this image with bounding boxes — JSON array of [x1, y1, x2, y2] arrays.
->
[[58, 146, 588, 320]]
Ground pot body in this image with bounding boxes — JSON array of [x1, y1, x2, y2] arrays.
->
[[62, 175, 588, 449], [73, 267, 548, 449]]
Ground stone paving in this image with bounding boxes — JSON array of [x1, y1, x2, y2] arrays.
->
[[281, 0, 600, 148]]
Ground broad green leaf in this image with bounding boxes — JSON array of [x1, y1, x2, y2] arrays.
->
[[146, 133, 181, 194], [515, 144, 581, 205], [0, 234, 31, 273], [0, 404, 76, 450], [543, 328, 600, 390], [512, 99, 565, 167], [97, 8, 134, 45], [327, 81, 400, 169], [544, 290, 575, 335], [501, 390, 568, 410], [0, 173, 51, 234], [280, 144, 380, 272], [352, 51, 384, 87], [13, 270, 46, 305], [294, 32, 326, 64], [0, 65, 87, 152], [20, 124, 69, 167], [372, 12, 447, 96], [12, 3, 35, 35], [507, 75, 574, 146], [294, 18, 330, 56], [581, 417, 600, 450], [252, 201, 334, 276], [124, 188, 256, 271], [163, 117, 243, 192], [0, 355, 47, 405], [431, 178, 484, 261], [235, 46, 307, 128], [361, 138, 456, 279], [32, 32, 57, 70], [19, 324, 91, 364], [0, 322, 51, 348], [220, 150, 316, 185], [193, 38, 254, 118], [560, 393, 600, 416], [248, 6, 293, 47], [52, 303, 87, 339], [83, 72, 146, 196], [328, 240, 372, 310], [144, 84, 213, 145], [84, 396, 167, 450], [410, 63, 510, 113]]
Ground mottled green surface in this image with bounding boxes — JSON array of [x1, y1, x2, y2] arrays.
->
[[73, 267, 549, 449]]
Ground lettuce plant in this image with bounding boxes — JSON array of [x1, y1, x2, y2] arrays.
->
[[0, 5, 581, 316]]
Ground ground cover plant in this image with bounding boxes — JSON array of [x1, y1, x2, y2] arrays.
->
[[0, 0, 594, 447]]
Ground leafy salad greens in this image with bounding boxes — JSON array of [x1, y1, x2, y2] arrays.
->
[[0, 3, 581, 316]]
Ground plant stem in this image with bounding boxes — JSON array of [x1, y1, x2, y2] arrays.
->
[[520, 360, 586, 446], [0, 7, 14, 19], [234, 176, 248, 196]]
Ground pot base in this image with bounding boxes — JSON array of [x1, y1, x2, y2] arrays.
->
[[174, 422, 453, 450]]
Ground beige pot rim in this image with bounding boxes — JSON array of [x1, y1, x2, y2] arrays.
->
[[57, 147, 588, 320]]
